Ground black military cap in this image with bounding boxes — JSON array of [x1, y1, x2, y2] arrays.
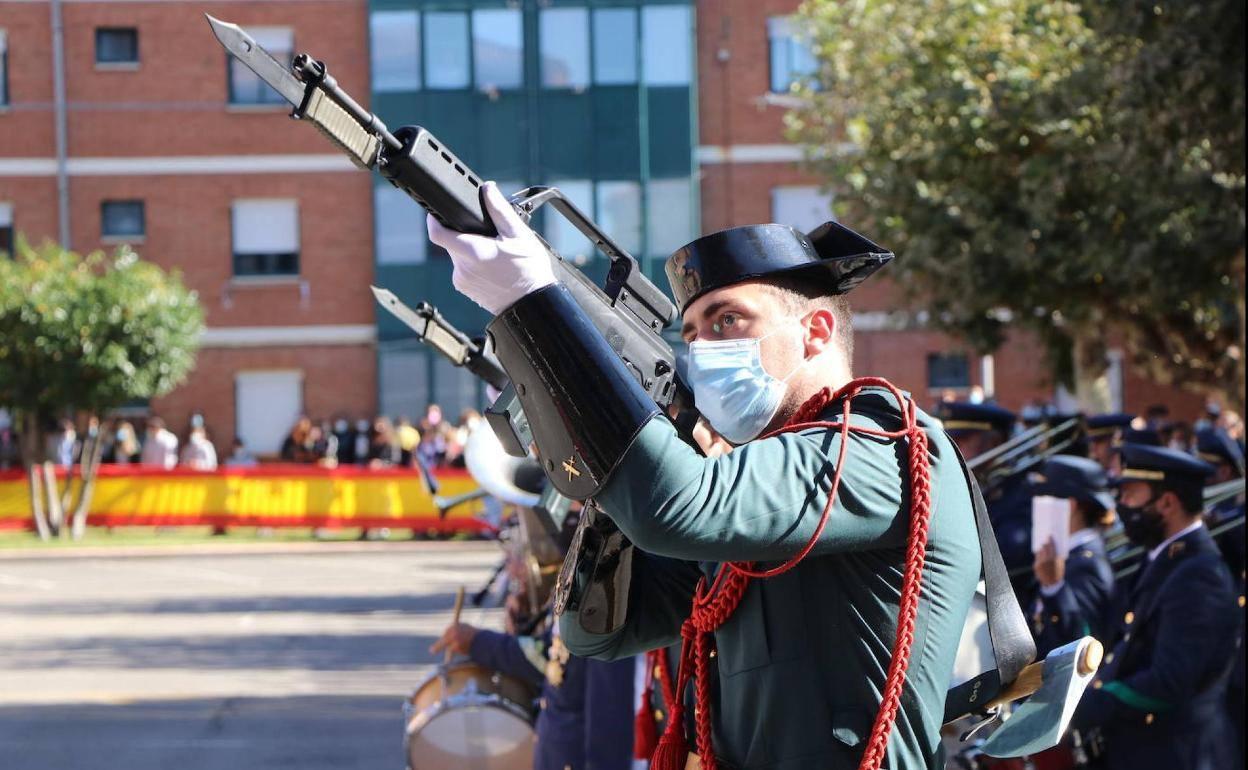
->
[[1031, 455, 1116, 512], [1116, 443, 1215, 487], [1121, 426, 1162, 447], [664, 221, 893, 315], [936, 401, 1016, 437], [1087, 413, 1135, 441], [1195, 427, 1245, 476]]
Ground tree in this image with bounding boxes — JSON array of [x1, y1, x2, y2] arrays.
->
[[0, 239, 204, 539], [789, 0, 1245, 412]]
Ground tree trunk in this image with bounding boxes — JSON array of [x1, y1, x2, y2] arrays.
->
[[20, 414, 52, 542], [42, 462, 65, 538], [71, 423, 108, 541], [1071, 333, 1113, 414]]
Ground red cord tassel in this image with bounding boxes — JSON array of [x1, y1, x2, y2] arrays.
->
[[634, 651, 660, 759], [649, 709, 689, 770]]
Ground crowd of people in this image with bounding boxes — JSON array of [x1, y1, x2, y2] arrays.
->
[[0, 403, 484, 475]]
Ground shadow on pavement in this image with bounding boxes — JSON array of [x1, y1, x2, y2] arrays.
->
[[0, 695, 404, 770], [5, 630, 440, 670]]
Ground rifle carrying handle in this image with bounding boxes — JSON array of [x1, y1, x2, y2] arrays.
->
[[378, 125, 498, 237]]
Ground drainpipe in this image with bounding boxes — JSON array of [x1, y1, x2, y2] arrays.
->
[[51, 0, 71, 247]]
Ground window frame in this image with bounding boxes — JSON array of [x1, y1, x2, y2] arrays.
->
[[0, 29, 9, 106], [226, 27, 293, 107], [927, 352, 973, 391], [94, 27, 140, 68], [0, 202, 13, 257], [230, 199, 301, 279], [100, 199, 146, 242], [767, 15, 818, 94]]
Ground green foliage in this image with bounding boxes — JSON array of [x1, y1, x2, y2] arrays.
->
[[790, 0, 1245, 407], [0, 238, 204, 421]]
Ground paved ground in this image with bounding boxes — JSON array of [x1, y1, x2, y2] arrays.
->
[[0, 543, 505, 770]]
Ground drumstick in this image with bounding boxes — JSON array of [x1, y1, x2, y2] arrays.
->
[[445, 585, 465, 666]]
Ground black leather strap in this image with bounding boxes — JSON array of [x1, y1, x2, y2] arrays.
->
[[943, 441, 1037, 723]]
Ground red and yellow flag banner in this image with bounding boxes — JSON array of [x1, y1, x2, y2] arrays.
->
[[0, 465, 489, 532]]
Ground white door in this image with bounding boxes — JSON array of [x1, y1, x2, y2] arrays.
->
[[235, 370, 303, 456]]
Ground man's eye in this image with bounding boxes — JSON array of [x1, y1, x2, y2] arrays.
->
[[712, 313, 739, 334]]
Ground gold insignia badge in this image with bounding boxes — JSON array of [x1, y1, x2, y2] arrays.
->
[[561, 455, 581, 483], [1168, 541, 1186, 559]]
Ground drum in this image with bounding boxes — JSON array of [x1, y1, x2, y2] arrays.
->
[[404, 661, 538, 770]]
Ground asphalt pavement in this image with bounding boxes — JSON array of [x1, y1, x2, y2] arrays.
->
[[0, 542, 505, 770]]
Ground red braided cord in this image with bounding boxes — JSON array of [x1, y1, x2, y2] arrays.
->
[[663, 377, 934, 770]]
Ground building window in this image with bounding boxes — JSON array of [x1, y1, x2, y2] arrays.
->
[[596, 181, 642, 256], [540, 8, 589, 89], [646, 178, 695, 257], [642, 6, 692, 86], [928, 353, 971, 390], [95, 27, 139, 66], [0, 203, 13, 257], [371, 11, 420, 92], [768, 16, 818, 93], [229, 27, 291, 105], [473, 9, 523, 91], [375, 184, 427, 264], [424, 12, 470, 89], [771, 186, 834, 232], [592, 8, 637, 85], [231, 199, 299, 277], [101, 200, 145, 240], [1, 30, 9, 106]]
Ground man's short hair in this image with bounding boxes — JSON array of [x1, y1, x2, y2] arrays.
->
[[759, 275, 854, 362], [1150, 480, 1205, 517]]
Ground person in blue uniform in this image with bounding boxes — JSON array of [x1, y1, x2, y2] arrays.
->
[[938, 401, 1034, 595], [431, 618, 638, 770], [1194, 426, 1245, 768], [1029, 454, 1116, 656], [1086, 414, 1134, 473], [1071, 444, 1238, 770]]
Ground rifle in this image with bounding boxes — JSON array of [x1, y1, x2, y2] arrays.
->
[[206, 16, 698, 475]]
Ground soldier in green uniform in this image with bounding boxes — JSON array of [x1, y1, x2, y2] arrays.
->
[[428, 184, 983, 769]]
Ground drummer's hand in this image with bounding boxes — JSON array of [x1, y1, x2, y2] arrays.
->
[[1033, 538, 1065, 587], [426, 182, 556, 315], [430, 622, 478, 657]]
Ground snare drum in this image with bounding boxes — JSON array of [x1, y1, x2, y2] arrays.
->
[[404, 661, 538, 770]]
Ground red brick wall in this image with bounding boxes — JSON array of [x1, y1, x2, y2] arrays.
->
[[152, 343, 377, 458]]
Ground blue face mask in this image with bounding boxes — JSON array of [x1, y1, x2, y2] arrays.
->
[[687, 325, 807, 445]]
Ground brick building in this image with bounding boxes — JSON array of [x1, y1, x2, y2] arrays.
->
[[0, 0, 1206, 459], [0, 0, 378, 455]]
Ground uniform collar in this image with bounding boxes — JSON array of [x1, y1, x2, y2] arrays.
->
[[1068, 528, 1100, 553], [1147, 519, 1205, 562]]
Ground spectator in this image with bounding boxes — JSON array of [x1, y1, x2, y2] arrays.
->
[[445, 409, 481, 467], [140, 417, 179, 469], [331, 418, 355, 465], [1167, 420, 1194, 453], [180, 426, 218, 470], [367, 416, 401, 467], [417, 422, 448, 468], [0, 427, 19, 470], [280, 415, 316, 463], [310, 422, 338, 467], [54, 419, 77, 468], [353, 418, 371, 465], [111, 421, 140, 465], [396, 416, 421, 465], [224, 437, 257, 467]]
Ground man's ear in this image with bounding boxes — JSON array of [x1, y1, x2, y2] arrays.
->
[[805, 308, 836, 357]]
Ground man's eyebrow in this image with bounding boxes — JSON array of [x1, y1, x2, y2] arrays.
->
[[681, 299, 733, 338]]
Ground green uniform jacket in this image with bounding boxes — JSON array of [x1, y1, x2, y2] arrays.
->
[[560, 387, 980, 770]]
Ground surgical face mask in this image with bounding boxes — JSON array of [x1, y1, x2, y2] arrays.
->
[[687, 324, 808, 445], [1117, 494, 1166, 549]]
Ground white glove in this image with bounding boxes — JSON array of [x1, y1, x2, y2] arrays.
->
[[426, 182, 557, 315]]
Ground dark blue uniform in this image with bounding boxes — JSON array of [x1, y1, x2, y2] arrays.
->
[[469, 628, 637, 770], [1072, 525, 1238, 770], [1033, 535, 1114, 657]]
